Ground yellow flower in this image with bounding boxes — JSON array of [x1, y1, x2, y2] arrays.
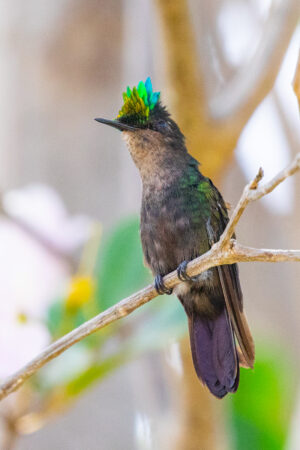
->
[[65, 276, 95, 311], [16, 312, 28, 324]]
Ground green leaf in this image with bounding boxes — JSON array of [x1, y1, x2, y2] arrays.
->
[[95, 216, 151, 310], [65, 354, 125, 397], [46, 300, 64, 337]]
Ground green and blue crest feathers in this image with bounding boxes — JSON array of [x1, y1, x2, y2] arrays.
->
[[117, 77, 160, 125]]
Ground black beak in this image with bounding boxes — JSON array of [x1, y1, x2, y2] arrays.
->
[[94, 118, 137, 132]]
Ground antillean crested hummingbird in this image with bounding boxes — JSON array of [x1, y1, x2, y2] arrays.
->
[[95, 77, 254, 398]]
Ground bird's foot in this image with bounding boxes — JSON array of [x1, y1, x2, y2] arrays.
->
[[154, 274, 173, 295], [177, 261, 198, 282]]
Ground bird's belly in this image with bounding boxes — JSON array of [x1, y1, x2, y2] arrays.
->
[[143, 225, 183, 275], [174, 269, 215, 297], [175, 269, 224, 318], [141, 193, 209, 276]]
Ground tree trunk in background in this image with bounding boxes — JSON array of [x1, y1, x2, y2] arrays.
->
[[176, 339, 223, 450], [155, 0, 299, 180]]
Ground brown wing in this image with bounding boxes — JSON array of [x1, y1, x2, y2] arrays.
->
[[206, 179, 255, 368]]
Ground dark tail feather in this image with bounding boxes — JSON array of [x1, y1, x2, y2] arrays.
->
[[217, 265, 255, 368], [188, 309, 239, 398]]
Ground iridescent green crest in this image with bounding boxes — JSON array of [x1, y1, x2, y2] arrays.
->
[[117, 77, 160, 125]]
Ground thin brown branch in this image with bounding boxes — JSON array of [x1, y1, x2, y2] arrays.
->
[[250, 154, 300, 201], [0, 154, 299, 402], [218, 167, 264, 248], [219, 152, 300, 248]]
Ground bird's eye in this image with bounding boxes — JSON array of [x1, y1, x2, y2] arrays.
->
[[156, 120, 168, 132]]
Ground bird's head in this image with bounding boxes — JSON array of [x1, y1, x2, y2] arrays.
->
[[95, 77, 184, 142], [95, 77, 187, 178]]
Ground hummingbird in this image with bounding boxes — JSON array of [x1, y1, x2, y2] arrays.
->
[[95, 77, 255, 398]]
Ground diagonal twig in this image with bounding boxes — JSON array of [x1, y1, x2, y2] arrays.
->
[[219, 153, 300, 248]]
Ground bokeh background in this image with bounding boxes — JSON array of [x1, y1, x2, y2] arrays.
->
[[0, 1, 300, 449]]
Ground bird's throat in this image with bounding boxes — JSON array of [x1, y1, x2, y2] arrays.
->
[[122, 129, 186, 189]]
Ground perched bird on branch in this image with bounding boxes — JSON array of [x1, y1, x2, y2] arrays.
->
[[95, 77, 255, 398]]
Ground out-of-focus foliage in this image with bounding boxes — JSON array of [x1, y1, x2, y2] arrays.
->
[[30, 215, 186, 425], [227, 342, 296, 450], [95, 216, 151, 310]]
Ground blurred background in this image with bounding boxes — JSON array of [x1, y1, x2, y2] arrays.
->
[[0, 0, 300, 449]]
